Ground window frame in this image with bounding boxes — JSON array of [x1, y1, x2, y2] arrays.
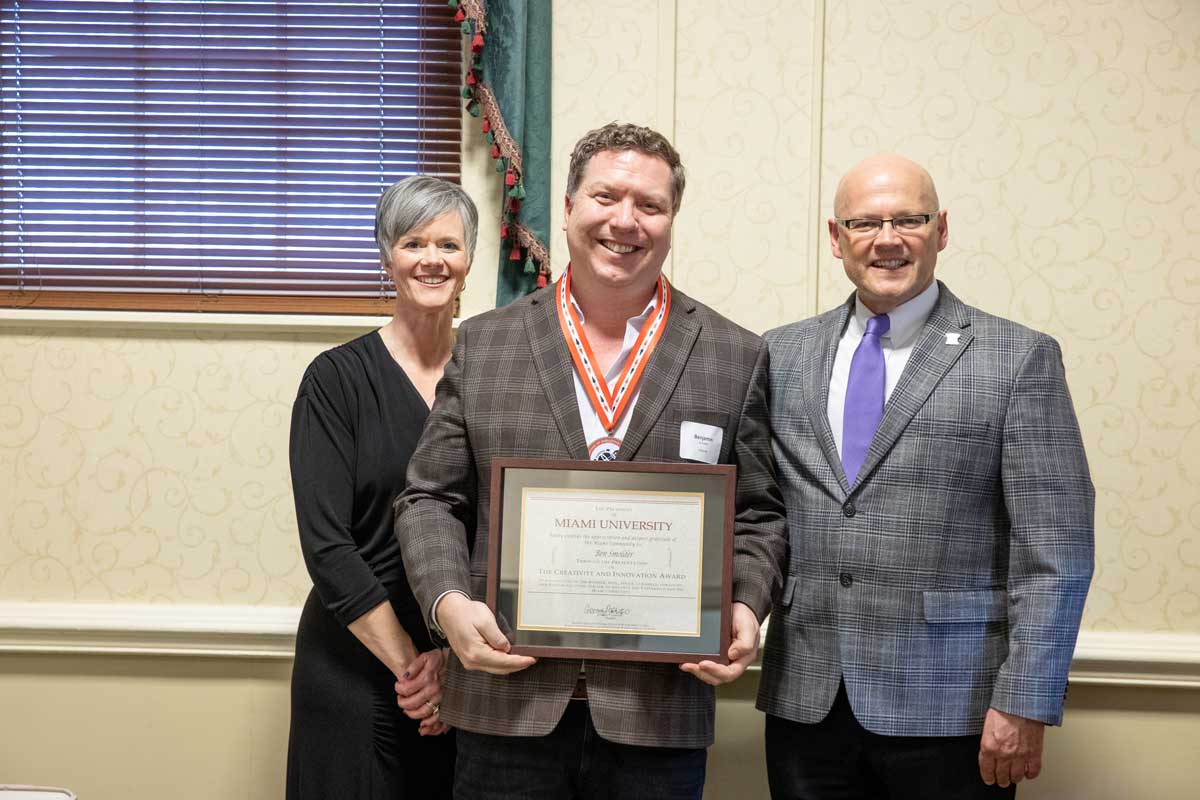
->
[[1, 0, 464, 316]]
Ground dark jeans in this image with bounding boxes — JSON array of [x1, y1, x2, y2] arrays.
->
[[765, 683, 1017, 800], [454, 699, 706, 800]]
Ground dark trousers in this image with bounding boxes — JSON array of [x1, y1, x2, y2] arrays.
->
[[765, 682, 1017, 800], [453, 699, 707, 800]]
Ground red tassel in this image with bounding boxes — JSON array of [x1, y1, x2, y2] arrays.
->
[[499, 223, 509, 239], [471, 32, 484, 53], [509, 243, 522, 261], [505, 168, 515, 187], [490, 144, 500, 159], [536, 270, 548, 289], [481, 118, 491, 133], [509, 197, 522, 213], [454, 7, 466, 22], [465, 70, 477, 86]]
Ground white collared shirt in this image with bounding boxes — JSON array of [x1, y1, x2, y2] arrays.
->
[[567, 291, 657, 459], [827, 281, 939, 458]]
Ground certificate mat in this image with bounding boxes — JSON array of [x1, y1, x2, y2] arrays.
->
[[487, 458, 734, 663], [516, 487, 704, 636]]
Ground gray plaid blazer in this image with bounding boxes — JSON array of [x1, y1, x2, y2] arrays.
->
[[756, 282, 1094, 736], [395, 281, 787, 748]]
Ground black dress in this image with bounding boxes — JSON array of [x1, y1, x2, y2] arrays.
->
[[286, 331, 454, 799]]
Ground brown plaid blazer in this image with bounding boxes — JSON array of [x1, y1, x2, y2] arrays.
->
[[394, 280, 787, 748]]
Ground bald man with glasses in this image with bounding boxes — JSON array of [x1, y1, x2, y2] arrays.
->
[[756, 154, 1095, 799]]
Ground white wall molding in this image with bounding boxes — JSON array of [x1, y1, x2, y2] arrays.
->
[[746, 621, 1200, 690], [0, 602, 300, 659], [1068, 630, 1200, 689], [2, 603, 1199, 689]]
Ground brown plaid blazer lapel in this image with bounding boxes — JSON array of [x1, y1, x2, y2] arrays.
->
[[526, 278, 702, 462], [525, 288, 589, 459], [616, 287, 701, 460]]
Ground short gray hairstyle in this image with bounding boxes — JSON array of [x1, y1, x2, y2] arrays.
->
[[374, 175, 479, 263]]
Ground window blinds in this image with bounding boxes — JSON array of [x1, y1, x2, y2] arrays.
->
[[1, 0, 462, 313]]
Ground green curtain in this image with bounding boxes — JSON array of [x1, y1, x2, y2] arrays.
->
[[455, 0, 552, 307]]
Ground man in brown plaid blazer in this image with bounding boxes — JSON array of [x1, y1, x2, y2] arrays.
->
[[395, 123, 788, 799]]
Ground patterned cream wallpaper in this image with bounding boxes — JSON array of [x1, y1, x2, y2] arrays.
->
[[817, 0, 1200, 633], [548, 0, 671, 273], [1, 0, 1197, 635], [0, 325, 328, 604], [671, 0, 817, 331]]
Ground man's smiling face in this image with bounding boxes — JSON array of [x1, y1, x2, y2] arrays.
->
[[829, 154, 948, 315], [563, 148, 674, 300]]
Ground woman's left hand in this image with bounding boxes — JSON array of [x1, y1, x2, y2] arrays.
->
[[395, 648, 451, 736]]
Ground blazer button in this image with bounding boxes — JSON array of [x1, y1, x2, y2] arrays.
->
[[842, 501, 857, 518], [839, 572, 853, 588]]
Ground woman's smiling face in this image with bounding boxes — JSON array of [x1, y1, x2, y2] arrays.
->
[[385, 211, 471, 314]]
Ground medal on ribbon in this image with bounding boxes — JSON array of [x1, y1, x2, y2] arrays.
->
[[556, 265, 671, 459]]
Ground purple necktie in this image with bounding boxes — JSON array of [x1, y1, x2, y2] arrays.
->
[[842, 313, 890, 486]]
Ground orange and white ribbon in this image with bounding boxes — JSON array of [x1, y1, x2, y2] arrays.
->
[[556, 265, 671, 434]]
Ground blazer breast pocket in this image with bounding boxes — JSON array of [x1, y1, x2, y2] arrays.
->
[[912, 416, 993, 441], [922, 589, 1007, 623]]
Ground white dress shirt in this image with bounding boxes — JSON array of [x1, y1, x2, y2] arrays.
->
[[568, 291, 656, 459], [827, 281, 939, 458]]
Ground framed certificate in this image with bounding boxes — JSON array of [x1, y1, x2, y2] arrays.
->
[[486, 458, 734, 663]]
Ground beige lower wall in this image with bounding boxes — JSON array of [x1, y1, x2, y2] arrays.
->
[[1, 653, 1196, 800], [0, 653, 292, 799], [709, 677, 1200, 800]]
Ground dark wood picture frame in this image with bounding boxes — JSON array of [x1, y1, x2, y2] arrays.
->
[[486, 457, 735, 664]]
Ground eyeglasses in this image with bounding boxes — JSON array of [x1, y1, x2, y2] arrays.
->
[[835, 213, 938, 236]]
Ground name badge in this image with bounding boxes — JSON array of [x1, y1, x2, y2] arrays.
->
[[679, 421, 723, 464]]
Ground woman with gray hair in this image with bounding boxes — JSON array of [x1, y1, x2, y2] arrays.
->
[[286, 176, 477, 799]]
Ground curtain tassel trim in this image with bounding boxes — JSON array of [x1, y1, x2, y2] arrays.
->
[[454, 0, 552, 290]]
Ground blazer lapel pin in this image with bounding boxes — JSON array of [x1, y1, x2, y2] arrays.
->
[[945, 332, 961, 345]]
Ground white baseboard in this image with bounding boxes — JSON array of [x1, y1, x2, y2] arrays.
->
[[1, 602, 1198, 689]]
